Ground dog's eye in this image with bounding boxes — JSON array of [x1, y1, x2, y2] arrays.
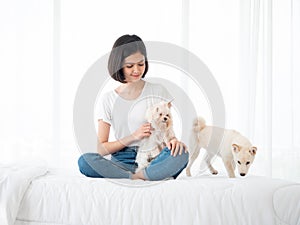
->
[[246, 161, 250, 165], [166, 114, 169, 117], [237, 161, 241, 165], [159, 113, 162, 116]]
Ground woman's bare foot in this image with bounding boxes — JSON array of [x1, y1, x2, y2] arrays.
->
[[131, 170, 146, 180]]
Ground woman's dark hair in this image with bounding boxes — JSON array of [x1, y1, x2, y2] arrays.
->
[[108, 34, 149, 83]]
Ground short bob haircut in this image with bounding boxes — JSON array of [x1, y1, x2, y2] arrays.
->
[[107, 34, 149, 83]]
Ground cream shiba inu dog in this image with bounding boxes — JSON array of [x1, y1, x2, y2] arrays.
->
[[186, 117, 257, 178]]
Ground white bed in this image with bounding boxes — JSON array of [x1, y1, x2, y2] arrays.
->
[[1, 163, 300, 225]]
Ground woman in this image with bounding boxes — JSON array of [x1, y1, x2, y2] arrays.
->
[[78, 34, 188, 180]]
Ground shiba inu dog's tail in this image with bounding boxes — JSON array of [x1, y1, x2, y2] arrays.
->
[[193, 116, 206, 132]]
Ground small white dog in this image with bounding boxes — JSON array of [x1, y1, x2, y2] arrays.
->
[[135, 101, 175, 172], [186, 117, 257, 178]]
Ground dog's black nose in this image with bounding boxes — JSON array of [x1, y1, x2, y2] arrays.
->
[[240, 173, 246, 176], [163, 117, 168, 121]]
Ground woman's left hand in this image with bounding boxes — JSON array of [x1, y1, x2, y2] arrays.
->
[[167, 139, 188, 157]]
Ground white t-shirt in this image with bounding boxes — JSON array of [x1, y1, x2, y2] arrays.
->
[[96, 81, 173, 146]]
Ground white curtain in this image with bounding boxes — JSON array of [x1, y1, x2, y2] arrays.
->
[[238, 0, 273, 177], [0, 0, 55, 164], [188, 0, 300, 181], [0, 0, 185, 169], [239, 0, 300, 180], [272, 0, 300, 180], [1, 0, 299, 181]]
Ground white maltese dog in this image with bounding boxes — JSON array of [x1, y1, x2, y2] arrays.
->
[[135, 101, 175, 172]]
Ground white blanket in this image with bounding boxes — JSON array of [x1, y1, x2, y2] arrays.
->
[[1, 164, 299, 225], [0, 163, 48, 225], [15, 169, 300, 225]]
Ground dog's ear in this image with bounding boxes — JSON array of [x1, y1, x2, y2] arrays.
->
[[167, 98, 174, 108], [232, 144, 240, 153], [249, 146, 257, 155]]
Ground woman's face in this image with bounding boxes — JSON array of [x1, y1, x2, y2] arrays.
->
[[122, 52, 146, 83]]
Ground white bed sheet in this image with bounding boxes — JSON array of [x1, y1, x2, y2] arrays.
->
[[14, 168, 300, 225], [0, 163, 48, 225]]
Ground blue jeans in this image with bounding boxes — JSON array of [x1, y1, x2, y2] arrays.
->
[[78, 146, 189, 181]]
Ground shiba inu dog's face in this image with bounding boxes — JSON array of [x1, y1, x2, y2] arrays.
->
[[232, 144, 257, 176]]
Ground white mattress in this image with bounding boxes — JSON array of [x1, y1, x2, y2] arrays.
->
[[12, 168, 300, 225]]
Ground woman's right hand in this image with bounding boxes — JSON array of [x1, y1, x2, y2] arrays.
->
[[132, 123, 152, 141]]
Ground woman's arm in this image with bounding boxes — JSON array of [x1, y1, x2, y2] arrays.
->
[[97, 119, 152, 156]]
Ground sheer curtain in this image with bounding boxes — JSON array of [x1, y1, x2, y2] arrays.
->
[[188, 0, 300, 181], [238, 0, 273, 177], [1, 0, 299, 181], [239, 0, 300, 181], [0, 0, 184, 169], [272, 0, 300, 181], [0, 0, 54, 165]]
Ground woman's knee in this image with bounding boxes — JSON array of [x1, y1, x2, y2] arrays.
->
[[78, 153, 85, 167], [78, 153, 102, 176], [179, 150, 189, 164], [171, 151, 189, 179], [145, 149, 189, 180], [165, 147, 189, 165], [78, 154, 89, 174], [171, 150, 189, 171]]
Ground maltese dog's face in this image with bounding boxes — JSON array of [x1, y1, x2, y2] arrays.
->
[[146, 101, 173, 130]]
